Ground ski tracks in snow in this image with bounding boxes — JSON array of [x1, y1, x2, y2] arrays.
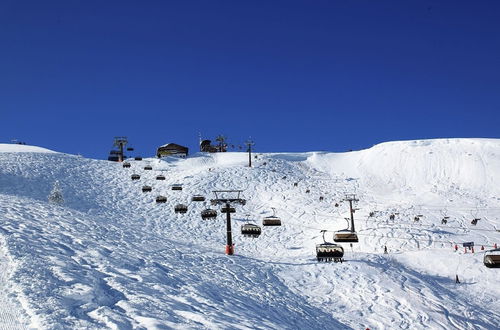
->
[[0, 237, 29, 330]]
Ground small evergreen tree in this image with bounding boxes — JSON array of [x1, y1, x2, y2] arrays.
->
[[48, 180, 64, 205]]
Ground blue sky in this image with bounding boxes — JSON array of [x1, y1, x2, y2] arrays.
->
[[1, 1, 499, 158]]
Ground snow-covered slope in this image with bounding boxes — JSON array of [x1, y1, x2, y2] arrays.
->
[[0, 139, 499, 329]]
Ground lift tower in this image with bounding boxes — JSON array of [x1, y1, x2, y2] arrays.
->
[[345, 194, 359, 233], [245, 139, 255, 167], [210, 190, 246, 255], [113, 136, 128, 162]]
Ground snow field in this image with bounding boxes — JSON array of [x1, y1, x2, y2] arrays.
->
[[0, 140, 499, 329]]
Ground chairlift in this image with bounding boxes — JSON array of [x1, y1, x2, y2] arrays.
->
[[142, 185, 152, 192], [192, 195, 206, 202], [389, 214, 395, 220], [263, 207, 282, 226], [174, 204, 188, 214], [471, 218, 480, 226], [171, 184, 183, 191], [201, 209, 217, 220], [316, 230, 344, 262], [144, 165, 153, 170], [122, 162, 131, 168], [441, 216, 449, 225], [156, 196, 167, 203], [156, 175, 165, 180], [241, 215, 261, 238], [241, 224, 261, 238], [131, 174, 140, 180], [134, 157, 143, 161], [333, 229, 359, 243], [483, 249, 500, 268], [333, 218, 358, 243]]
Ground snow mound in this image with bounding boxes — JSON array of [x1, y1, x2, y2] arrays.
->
[[0, 144, 57, 153]]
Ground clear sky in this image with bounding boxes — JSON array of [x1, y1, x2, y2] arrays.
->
[[1, 0, 499, 159]]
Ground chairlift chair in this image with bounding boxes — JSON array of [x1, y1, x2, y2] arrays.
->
[[156, 175, 165, 180], [241, 224, 261, 238], [241, 214, 261, 238], [441, 216, 449, 225], [172, 184, 183, 191], [333, 229, 359, 243], [174, 204, 188, 214], [122, 162, 131, 168], [131, 174, 140, 180], [144, 165, 153, 170], [263, 208, 282, 226], [201, 209, 217, 220], [483, 249, 500, 268], [316, 230, 344, 262], [192, 195, 206, 202], [471, 218, 480, 226], [156, 196, 167, 203], [142, 185, 152, 192], [333, 217, 359, 243]]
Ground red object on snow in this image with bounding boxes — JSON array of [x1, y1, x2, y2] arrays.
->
[[481, 246, 484, 250], [472, 247, 475, 253], [495, 243, 498, 249], [454, 244, 458, 251], [225, 244, 234, 255]]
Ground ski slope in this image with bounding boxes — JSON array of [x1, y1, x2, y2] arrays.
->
[[0, 139, 499, 329]]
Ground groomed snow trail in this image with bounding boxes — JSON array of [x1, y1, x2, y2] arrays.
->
[[0, 139, 499, 328]]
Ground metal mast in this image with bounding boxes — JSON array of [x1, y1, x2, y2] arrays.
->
[[210, 190, 246, 255], [344, 194, 359, 232], [245, 139, 255, 167]]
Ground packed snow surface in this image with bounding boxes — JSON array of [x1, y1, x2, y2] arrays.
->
[[0, 144, 56, 154], [0, 138, 499, 329]]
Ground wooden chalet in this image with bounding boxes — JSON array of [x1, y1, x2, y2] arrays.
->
[[156, 143, 188, 158]]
